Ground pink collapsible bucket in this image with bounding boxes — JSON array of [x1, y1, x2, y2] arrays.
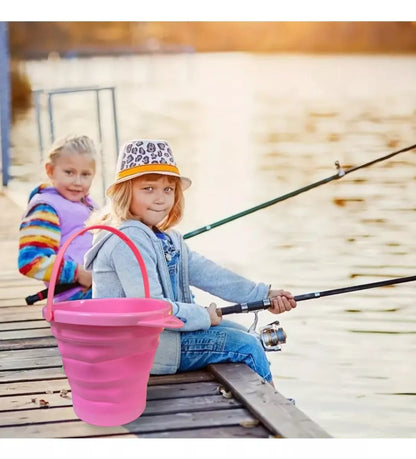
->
[[42, 224, 183, 426]]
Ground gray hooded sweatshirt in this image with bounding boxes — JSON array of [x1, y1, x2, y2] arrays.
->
[[84, 219, 269, 374]]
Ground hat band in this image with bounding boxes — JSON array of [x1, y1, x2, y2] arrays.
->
[[117, 163, 181, 180]]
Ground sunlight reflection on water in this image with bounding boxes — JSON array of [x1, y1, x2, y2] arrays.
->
[[11, 53, 416, 438]]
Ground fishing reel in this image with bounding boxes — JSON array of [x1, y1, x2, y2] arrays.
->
[[248, 311, 287, 352]]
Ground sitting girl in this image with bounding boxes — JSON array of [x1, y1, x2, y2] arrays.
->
[[84, 139, 296, 383], [19, 135, 98, 301]]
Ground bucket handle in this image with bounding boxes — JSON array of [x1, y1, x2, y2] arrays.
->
[[45, 224, 150, 322]]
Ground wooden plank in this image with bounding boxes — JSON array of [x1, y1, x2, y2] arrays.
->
[[0, 367, 66, 382], [0, 405, 78, 426], [0, 407, 257, 438], [0, 280, 38, 287], [0, 379, 218, 398], [0, 286, 43, 301], [122, 403, 258, 437], [147, 381, 220, 399], [0, 393, 242, 420], [0, 281, 40, 290], [0, 270, 39, 282], [0, 320, 48, 331], [81, 425, 271, 438], [0, 336, 57, 351], [0, 391, 73, 411], [0, 378, 71, 396], [1, 307, 45, 322], [209, 363, 331, 438], [0, 347, 62, 372], [0, 279, 42, 287], [0, 391, 241, 415], [115, 425, 271, 438], [0, 299, 39, 307], [148, 370, 214, 385], [0, 367, 214, 385], [0, 272, 36, 282], [0, 328, 53, 341]]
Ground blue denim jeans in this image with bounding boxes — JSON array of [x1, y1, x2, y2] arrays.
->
[[178, 319, 272, 382]]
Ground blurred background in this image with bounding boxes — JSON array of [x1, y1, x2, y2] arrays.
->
[[9, 22, 416, 56], [8, 22, 416, 119], [2, 21, 416, 438]]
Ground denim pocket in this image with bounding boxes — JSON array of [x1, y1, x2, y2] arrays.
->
[[181, 329, 226, 352]]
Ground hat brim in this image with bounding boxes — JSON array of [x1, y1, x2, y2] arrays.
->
[[106, 170, 192, 196]]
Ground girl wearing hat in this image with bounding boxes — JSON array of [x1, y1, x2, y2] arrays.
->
[[85, 139, 296, 383]]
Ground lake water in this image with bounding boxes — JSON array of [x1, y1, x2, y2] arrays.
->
[[9, 52, 416, 438]]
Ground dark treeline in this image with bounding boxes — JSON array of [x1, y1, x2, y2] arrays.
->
[[9, 22, 416, 58]]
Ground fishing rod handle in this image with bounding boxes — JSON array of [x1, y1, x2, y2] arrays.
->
[[25, 283, 80, 305], [220, 298, 271, 315], [219, 293, 319, 315], [25, 291, 47, 305]]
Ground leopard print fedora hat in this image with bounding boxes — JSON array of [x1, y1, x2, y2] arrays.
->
[[107, 139, 191, 195]]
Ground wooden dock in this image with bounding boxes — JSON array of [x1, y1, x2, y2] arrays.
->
[[0, 189, 330, 438]]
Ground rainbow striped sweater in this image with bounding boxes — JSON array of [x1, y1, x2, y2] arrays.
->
[[18, 184, 96, 300]]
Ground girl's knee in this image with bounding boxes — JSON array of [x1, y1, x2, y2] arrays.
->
[[236, 333, 272, 381]]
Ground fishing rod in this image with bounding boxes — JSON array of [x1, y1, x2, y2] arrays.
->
[[183, 143, 416, 239], [219, 274, 416, 315], [219, 274, 416, 352]]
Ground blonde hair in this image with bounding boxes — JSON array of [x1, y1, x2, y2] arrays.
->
[[91, 174, 184, 231], [47, 135, 97, 164]]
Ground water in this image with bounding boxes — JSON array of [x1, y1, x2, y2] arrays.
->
[[10, 53, 416, 438]]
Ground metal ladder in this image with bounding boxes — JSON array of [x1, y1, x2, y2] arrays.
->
[[33, 85, 120, 203]]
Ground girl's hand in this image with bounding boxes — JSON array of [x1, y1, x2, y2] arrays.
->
[[76, 265, 92, 289], [207, 302, 222, 326], [268, 289, 296, 314]]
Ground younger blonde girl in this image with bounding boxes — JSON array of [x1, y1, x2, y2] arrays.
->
[[18, 135, 98, 301]]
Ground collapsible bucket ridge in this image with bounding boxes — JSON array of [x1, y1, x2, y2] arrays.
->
[[43, 224, 184, 426]]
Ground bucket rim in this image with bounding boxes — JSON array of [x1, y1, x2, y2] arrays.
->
[[41, 297, 180, 327]]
